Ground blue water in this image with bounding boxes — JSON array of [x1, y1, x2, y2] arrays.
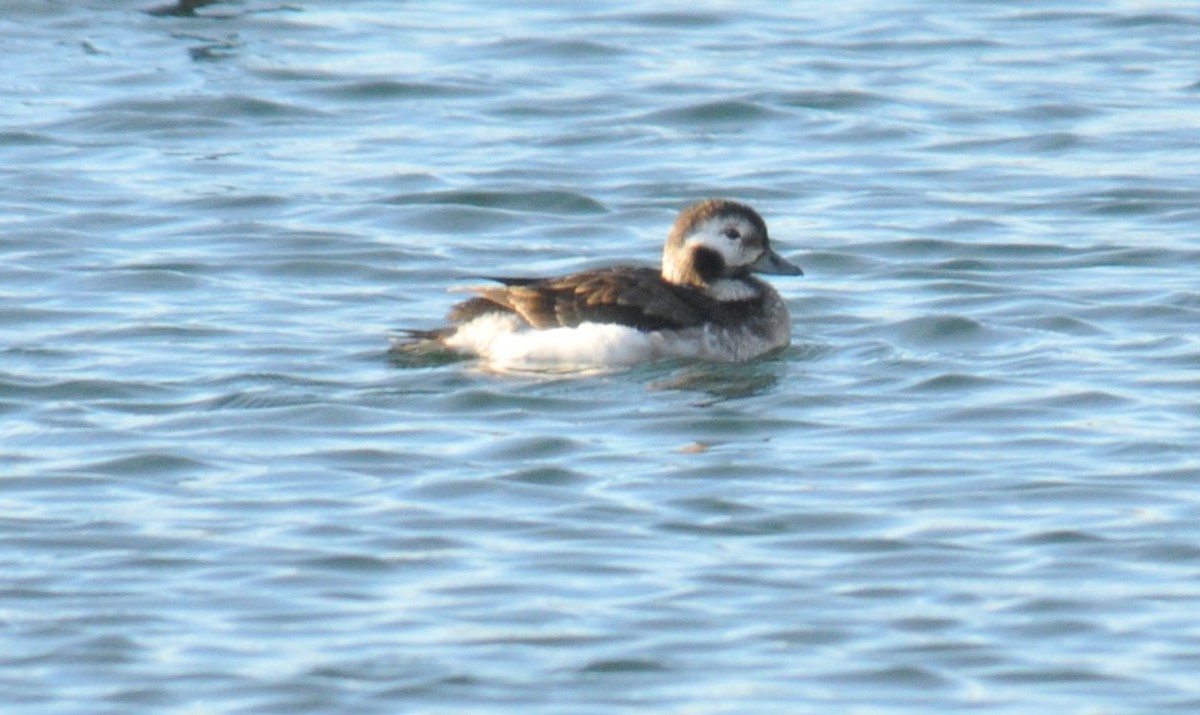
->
[[4, 1, 1200, 712]]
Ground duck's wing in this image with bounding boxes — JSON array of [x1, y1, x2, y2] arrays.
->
[[455, 267, 709, 331]]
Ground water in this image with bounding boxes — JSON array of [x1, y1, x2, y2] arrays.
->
[[4, 1, 1200, 712]]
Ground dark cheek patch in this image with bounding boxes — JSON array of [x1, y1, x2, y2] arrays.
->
[[692, 247, 727, 283]]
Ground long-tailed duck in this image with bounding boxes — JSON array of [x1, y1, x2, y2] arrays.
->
[[393, 199, 802, 371]]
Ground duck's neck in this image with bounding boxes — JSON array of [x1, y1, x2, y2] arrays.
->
[[706, 277, 761, 302], [663, 247, 760, 302]]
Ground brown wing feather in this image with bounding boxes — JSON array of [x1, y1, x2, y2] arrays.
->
[[463, 267, 709, 331]]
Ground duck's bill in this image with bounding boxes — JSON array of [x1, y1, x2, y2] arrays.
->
[[751, 247, 803, 276]]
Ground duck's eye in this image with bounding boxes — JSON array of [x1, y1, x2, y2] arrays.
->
[[721, 227, 741, 240]]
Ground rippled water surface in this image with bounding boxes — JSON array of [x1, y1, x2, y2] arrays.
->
[[5, 1, 1200, 712]]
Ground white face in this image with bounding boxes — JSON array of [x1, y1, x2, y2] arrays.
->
[[682, 214, 763, 270]]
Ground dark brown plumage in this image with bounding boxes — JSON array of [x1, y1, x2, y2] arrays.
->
[[448, 267, 770, 333]]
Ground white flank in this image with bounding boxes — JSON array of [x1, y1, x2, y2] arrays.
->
[[444, 314, 676, 372], [443, 313, 523, 356]]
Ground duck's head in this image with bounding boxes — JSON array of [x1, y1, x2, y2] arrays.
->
[[661, 199, 802, 299]]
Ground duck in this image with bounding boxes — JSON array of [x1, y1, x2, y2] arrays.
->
[[393, 198, 802, 371]]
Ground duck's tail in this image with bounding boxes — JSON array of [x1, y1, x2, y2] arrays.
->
[[387, 327, 454, 353]]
